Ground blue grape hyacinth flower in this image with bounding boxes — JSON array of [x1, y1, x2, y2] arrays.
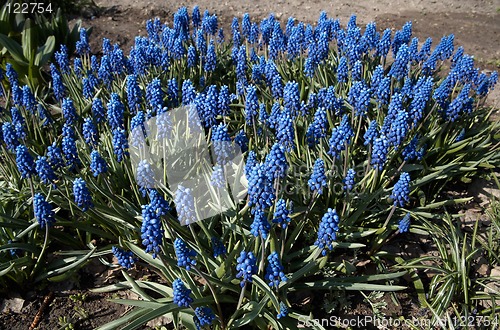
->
[[141, 203, 164, 258], [315, 208, 340, 256], [90, 150, 108, 177], [16, 145, 36, 179], [250, 208, 271, 239], [112, 246, 136, 269], [308, 158, 327, 195], [265, 252, 288, 288], [391, 172, 411, 207], [212, 123, 233, 165], [264, 143, 288, 181], [35, 156, 57, 185], [236, 251, 258, 287], [33, 193, 55, 229], [343, 168, 356, 191], [174, 238, 197, 270], [211, 237, 227, 258], [173, 278, 194, 307], [398, 213, 411, 233], [174, 185, 197, 225], [194, 306, 216, 329], [73, 178, 93, 211], [272, 199, 292, 229], [277, 301, 289, 319]]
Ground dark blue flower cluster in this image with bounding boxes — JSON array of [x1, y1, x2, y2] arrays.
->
[[112, 246, 136, 269], [172, 278, 194, 307], [272, 199, 292, 229], [391, 172, 411, 207], [343, 168, 356, 191], [308, 158, 327, 195], [33, 193, 55, 228], [247, 162, 276, 210], [250, 208, 271, 239], [174, 185, 197, 225], [265, 252, 287, 288], [236, 251, 258, 287], [194, 306, 216, 329], [211, 123, 233, 165], [141, 203, 164, 258], [174, 238, 197, 270], [315, 208, 340, 256], [328, 115, 354, 159], [16, 145, 35, 179], [211, 237, 227, 258], [35, 156, 57, 184], [73, 178, 93, 211], [264, 143, 288, 181], [90, 150, 108, 177]]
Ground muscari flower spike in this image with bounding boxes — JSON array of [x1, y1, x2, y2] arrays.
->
[[211, 123, 233, 165], [83, 117, 99, 148], [273, 199, 292, 229], [210, 165, 226, 188], [35, 156, 57, 184], [391, 172, 411, 207], [343, 168, 356, 191], [73, 178, 93, 211], [90, 150, 108, 177], [315, 208, 340, 256], [398, 213, 411, 233], [247, 163, 276, 210], [277, 301, 289, 319], [308, 158, 327, 195], [328, 115, 354, 159], [370, 134, 389, 171], [16, 145, 36, 179], [112, 246, 136, 269], [173, 278, 194, 307], [194, 306, 216, 329], [33, 193, 55, 228], [174, 185, 197, 225], [265, 252, 288, 288], [264, 143, 288, 181], [2, 122, 20, 151], [141, 203, 164, 258], [211, 237, 227, 258], [174, 238, 197, 270], [236, 250, 258, 287], [250, 208, 271, 239]]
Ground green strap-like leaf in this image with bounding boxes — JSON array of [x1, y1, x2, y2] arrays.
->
[[0, 32, 27, 64], [34, 35, 55, 67]]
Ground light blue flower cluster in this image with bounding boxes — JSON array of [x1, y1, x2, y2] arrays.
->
[[174, 185, 197, 225], [398, 213, 411, 233]]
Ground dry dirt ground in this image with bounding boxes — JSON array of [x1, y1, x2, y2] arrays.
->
[[1, 1, 499, 329]]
